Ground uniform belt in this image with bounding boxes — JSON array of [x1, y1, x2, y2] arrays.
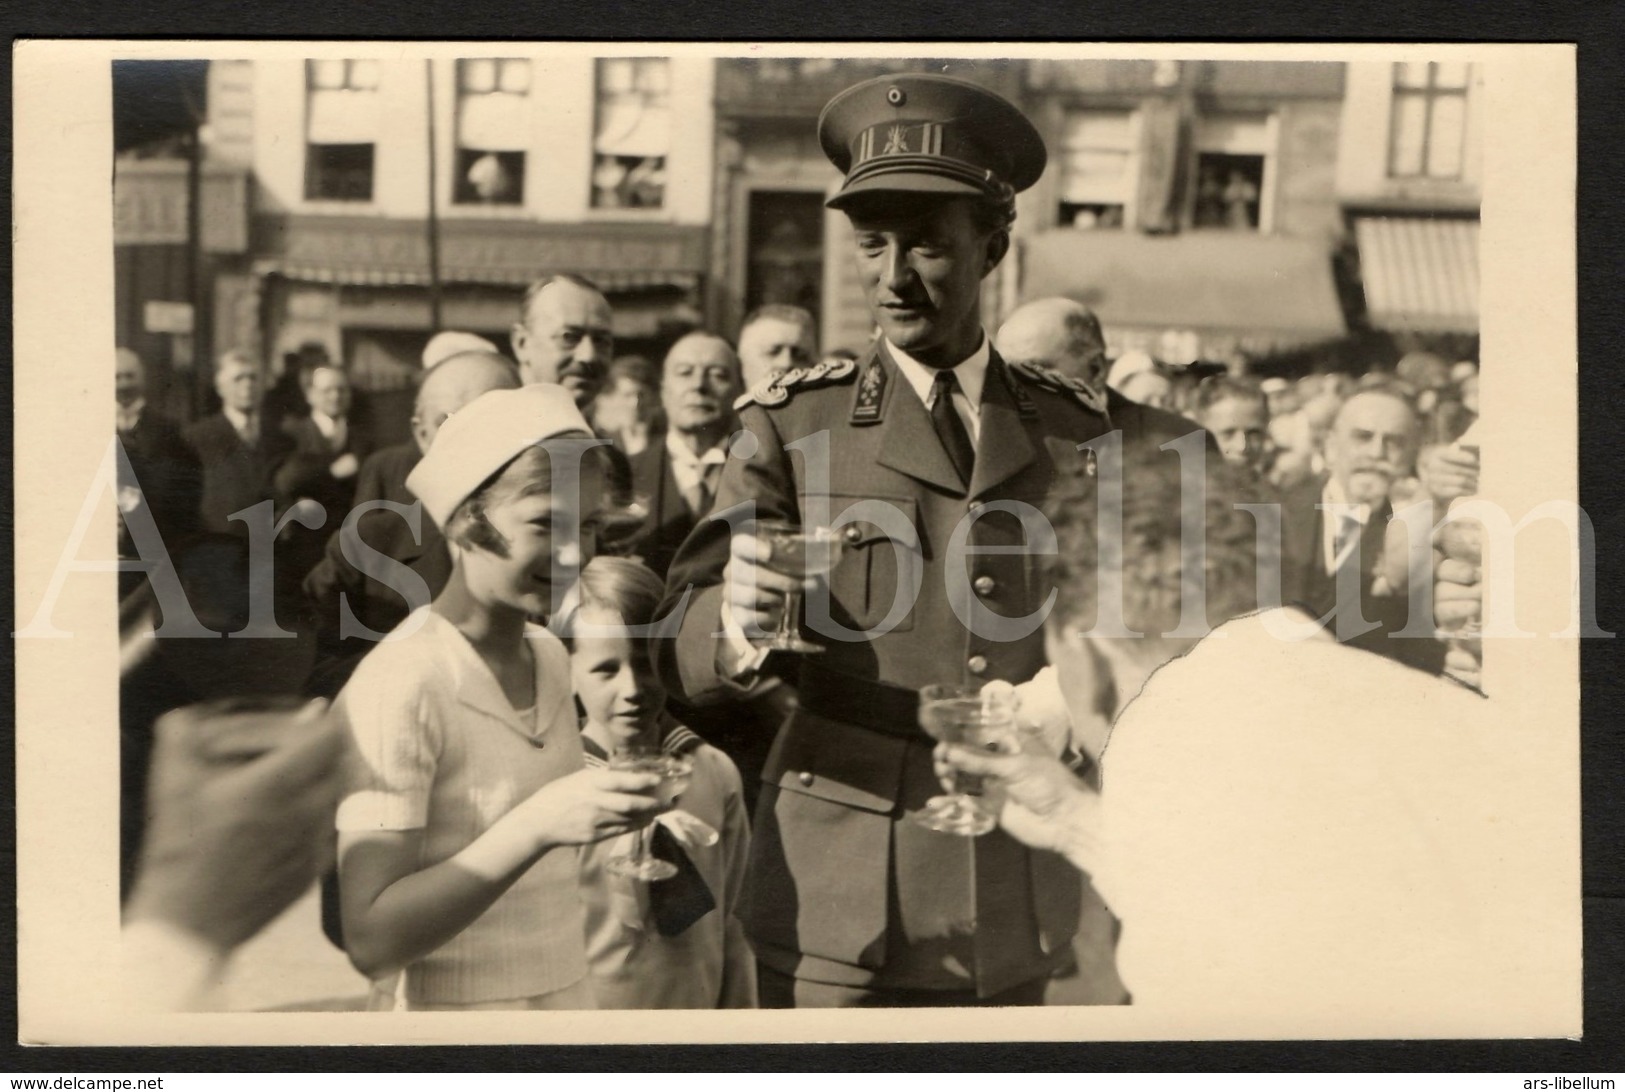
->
[[795, 660, 927, 741]]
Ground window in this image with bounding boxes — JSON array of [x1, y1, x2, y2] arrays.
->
[[1056, 110, 1138, 229], [1192, 113, 1272, 232], [454, 58, 531, 205], [592, 58, 670, 210], [304, 59, 380, 202], [1388, 62, 1471, 180]]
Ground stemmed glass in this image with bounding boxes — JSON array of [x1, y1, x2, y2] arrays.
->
[[603, 743, 693, 882], [915, 682, 1020, 837], [753, 519, 843, 654]]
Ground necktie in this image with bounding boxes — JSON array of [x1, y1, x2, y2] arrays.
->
[[929, 369, 975, 488], [1331, 511, 1362, 574], [680, 462, 717, 515], [647, 822, 717, 936]]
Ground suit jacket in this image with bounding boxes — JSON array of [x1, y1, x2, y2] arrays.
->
[[657, 340, 1112, 995], [183, 413, 293, 535], [274, 415, 375, 521], [1279, 474, 1444, 675], [627, 432, 717, 580], [302, 442, 452, 696], [117, 408, 202, 556]]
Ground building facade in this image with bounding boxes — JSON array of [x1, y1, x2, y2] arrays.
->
[[203, 54, 715, 442], [1335, 60, 1482, 356], [1007, 59, 1351, 367]]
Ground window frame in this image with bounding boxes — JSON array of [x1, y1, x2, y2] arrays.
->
[[589, 57, 672, 213], [1386, 62, 1472, 182], [302, 58, 380, 205]]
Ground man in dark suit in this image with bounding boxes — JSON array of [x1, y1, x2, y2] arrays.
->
[[1279, 384, 1445, 674], [184, 350, 293, 537], [657, 74, 1108, 1008], [276, 362, 374, 581], [301, 350, 520, 695], [628, 332, 743, 580], [115, 347, 202, 572]]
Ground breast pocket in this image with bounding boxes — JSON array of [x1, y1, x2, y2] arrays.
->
[[818, 494, 922, 636]]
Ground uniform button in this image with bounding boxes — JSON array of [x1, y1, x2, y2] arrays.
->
[[798, 771, 815, 787], [973, 575, 996, 597], [843, 525, 863, 545], [967, 655, 988, 675]]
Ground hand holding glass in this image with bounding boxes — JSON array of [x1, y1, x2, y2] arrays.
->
[[753, 519, 843, 654], [915, 683, 1019, 837], [603, 745, 693, 882]]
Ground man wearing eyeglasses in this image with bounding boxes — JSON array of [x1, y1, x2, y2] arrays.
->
[[511, 273, 617, 410]]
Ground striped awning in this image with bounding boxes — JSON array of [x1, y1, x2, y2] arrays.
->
[[253, 214, 708, 295], [258, 261, 697, 293], [1354, 215, 1479, 334], [1018, 230, 1347, 358]]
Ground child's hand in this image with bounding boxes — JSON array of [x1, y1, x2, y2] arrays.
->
[[514, 766, 664, 848]]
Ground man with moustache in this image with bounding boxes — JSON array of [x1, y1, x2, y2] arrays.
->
[[510, 273, 635, 522], [657, 75, 1110, 1007], [1280, 383, 1444, 673]]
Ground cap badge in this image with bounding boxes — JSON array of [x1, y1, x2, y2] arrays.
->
[[883, 125, 908, 155], [886, 86, 906, 106]]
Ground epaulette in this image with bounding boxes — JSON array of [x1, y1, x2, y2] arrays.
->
[[734, 357, 859, 411], [1006, 360, 1109, 416]]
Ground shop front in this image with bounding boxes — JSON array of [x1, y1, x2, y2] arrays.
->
[[249, 214, 708, 446]]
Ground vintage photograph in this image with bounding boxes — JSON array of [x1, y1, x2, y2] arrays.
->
[[13, 41, 1581, 1046]]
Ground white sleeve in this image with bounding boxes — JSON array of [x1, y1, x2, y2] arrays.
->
[[333, 664, 439, 832]]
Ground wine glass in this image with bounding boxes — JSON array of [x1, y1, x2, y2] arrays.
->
[[915, 682, 1019, 837], [753, 519, 843, 654], [603, 744, 693, 882]]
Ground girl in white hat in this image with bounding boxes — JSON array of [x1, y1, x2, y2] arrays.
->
[[333, 384, 663, 1010]]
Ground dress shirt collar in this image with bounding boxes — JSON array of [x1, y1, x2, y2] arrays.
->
[[887, 335, 990, 413], [222, 405, 258, 441], [310, 409, 345, 443], [665, 429, 729, 473], [115, 398, 145, 432]]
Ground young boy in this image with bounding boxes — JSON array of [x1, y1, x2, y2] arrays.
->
[[562, 557, 756, 1008]]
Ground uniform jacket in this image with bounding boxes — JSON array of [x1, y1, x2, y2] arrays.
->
[[183, 413, 294, 535], [627, 430, 717, 580], [656, 339, 1110, 995], [1279, 473, 1444, 675]]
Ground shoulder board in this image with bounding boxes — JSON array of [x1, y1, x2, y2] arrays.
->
[[733, 357, 858, 411], [1006, 360, 1107, 416]]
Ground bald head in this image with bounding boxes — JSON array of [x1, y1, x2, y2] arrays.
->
[[413, 350, 521, 453], [996, 298, 1108, 393]]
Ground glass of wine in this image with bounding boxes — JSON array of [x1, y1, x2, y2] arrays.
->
[[915, 682, 1019, 837], [603, 744, 693, 883], [753, 519, 843, 654]]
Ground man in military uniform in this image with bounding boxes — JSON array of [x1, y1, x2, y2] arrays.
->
[[656, 74, 1114, 1007]]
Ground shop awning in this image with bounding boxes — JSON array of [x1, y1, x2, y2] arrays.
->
[[1018, 230, 1347, 357], [254, 215, 707, 293], [1353, 215, 1479, 334]]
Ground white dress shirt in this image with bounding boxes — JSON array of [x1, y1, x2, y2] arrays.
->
[[222, 405, 259, 444], [1319, 475, 1372, 575], [886, 335, 989, 443], [666, 429, 728, 511], [310, 409, 348, 452]]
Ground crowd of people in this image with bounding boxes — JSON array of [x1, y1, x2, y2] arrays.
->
[[117, 72, 1510, 1019]]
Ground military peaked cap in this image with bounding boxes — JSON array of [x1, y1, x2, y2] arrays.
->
[[818, 73, 1047, 210]]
